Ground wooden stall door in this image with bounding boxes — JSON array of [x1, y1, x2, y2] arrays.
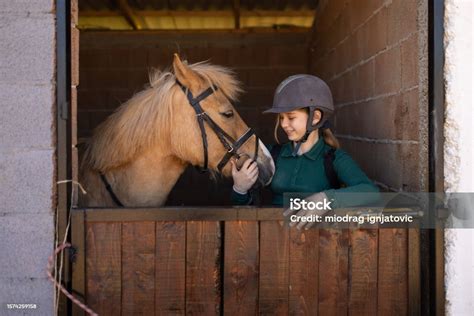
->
[[71, 208, 420, 316]]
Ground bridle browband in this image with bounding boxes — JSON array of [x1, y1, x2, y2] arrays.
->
[[100, 80, 259, 206], [175, 79, 259, 173]]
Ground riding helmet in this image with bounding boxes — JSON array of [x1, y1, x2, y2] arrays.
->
[[263, 74, 335, 155]]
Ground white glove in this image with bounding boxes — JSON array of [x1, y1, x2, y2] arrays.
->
[[231, 159, 259, 194]]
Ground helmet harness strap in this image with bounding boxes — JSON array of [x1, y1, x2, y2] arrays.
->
[[292, 108, 325, 156]]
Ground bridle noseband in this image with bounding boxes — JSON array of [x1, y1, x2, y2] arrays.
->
[[100, 80, 260, 207], [175, 80, 259, 173]]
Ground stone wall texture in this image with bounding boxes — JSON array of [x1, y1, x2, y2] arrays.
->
[[310, 0, 429, 192], [0, 0, 56, 315]]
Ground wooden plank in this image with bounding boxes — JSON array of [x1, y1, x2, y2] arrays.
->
[[257, 208, 286, 221], [85, 207, 240, 222], [186, 221, 222, 315], [318, 229, 349, 315], [80, 30, 310, 51], [289, 228, 319, 315], [71, 210, 85, 316], [377, 229, 408, 315], [223, 221, 259, 315], [155, 221, 186, 314], [259, 221, 289, 315], [122, 222, 155, 314], [86, 223, 121, 315], [348, 229, 378, 315], [408, 228, 420, 316], [82, 207, 283, 222], [81, 207, 420, 222]]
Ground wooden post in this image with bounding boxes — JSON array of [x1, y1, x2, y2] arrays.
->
[[71, 210, 85, 316]]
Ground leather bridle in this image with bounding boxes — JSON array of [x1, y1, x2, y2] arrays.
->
[[175, 80, 259, 173], [100, 80, 260, 206]]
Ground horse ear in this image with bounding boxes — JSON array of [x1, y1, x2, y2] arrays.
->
[[173, 54, 200, 89]]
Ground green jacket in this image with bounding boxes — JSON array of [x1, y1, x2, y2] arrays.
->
[[231, 137, 380, 207]]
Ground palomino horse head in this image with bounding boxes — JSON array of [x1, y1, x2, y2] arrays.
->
[[81, 55, 274, 206], [170, 54, 275, 186]]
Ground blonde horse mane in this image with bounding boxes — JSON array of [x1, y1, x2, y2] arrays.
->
[[82, 61, 243, 172]]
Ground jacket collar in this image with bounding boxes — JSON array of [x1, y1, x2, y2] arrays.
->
[[280, 137, 326, 161]]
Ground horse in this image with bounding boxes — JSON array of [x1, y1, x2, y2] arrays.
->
[[79, 54, 275, 207]]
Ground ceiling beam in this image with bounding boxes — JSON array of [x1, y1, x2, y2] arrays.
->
[[233, 0, 241, 29], [116, 0, 144, 30], [80, 9, 315, 17]]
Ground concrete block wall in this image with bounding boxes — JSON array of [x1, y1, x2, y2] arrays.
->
[[310, 0, 429, 191], [0, 0, 55, 315], [78, 30, 309, 205]]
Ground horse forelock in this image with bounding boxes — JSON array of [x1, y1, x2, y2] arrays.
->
[[82, 61, 242, 172], [188, 62, 243, 101]]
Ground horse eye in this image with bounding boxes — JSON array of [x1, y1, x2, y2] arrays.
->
[[221, 110, 234, 118]]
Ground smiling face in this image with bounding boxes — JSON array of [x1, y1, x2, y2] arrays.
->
[[278, 108, 322, 141], [279, 109, 308, 141]]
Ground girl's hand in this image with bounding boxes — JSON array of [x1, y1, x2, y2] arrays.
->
[[231, 159, 259, 194]]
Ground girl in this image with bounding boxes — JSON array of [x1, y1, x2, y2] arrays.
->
[[230, 75, 379, 229]]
